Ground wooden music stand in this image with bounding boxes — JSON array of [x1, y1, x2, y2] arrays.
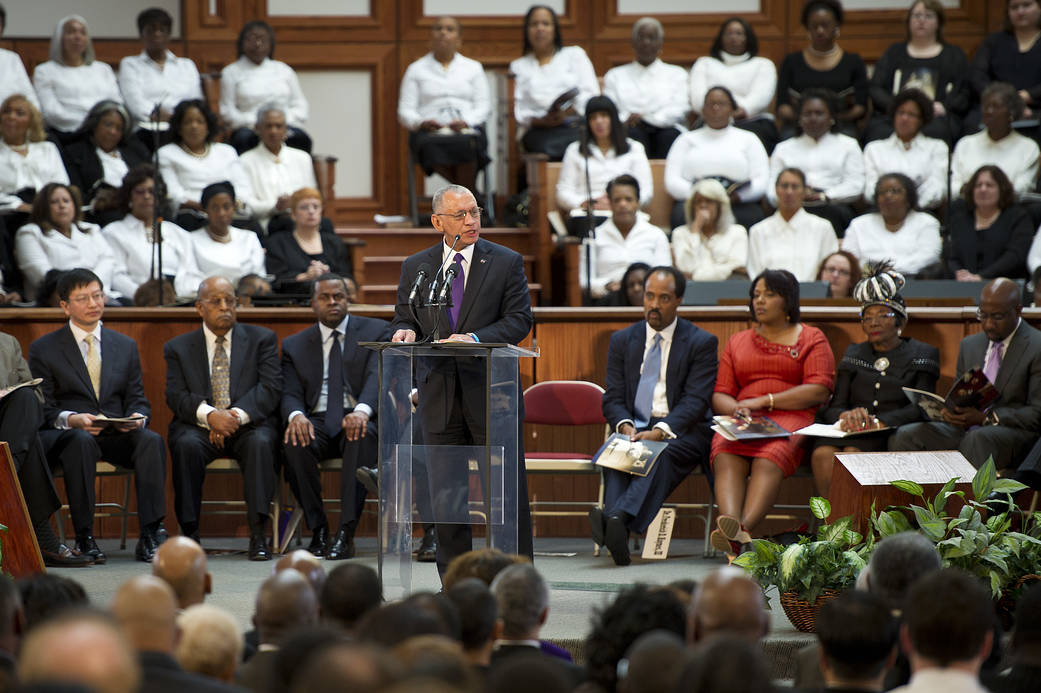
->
[[829, 450, 977, 534], [0, 442, 45, 577]]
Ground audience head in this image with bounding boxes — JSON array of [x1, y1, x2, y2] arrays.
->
[[290, 187, 324, 233], [711, 17, 759, 58], [749, 269, 800, 325], [631, 17, 664, 65], [236, 273, 273, 304], [978, 277, 1023, 343], [343, 276, 360, 303], [902, 569, 994, 669], [289, 641, 401, 693], [391, 634, 476, 690], [676, 633, 774, 693], [111, 575, 179, 654], [152, 535, 211, 609], [195, 276, 238, 336], [55, 268, 104, 320], [522, 5, 562, 55], [254, 105, 288, 152], [1004, 0, 1041, 32], [31, 183, 83, 232], [202, 181, 236, 236], [981, 82, 1023, 136], [0, 94, 46, 144], [688, 566, 769, 645], [775, 167, 808, 214], [797, 88, 838, 139], [254, 569, 319, 646], [875, 172, 918, 223], [961, 164, 1015, 213], [817, 250, 861, 298], [702, 86, 737, 129], [583, 95, 628, 154], [275, 625, 351, 691], [0, 577, 22, 655], [355, 599, 451, 648], [907, 0, 946, 42], [137, 7, 174, 38], [862, 531, 942, 612], [643, 266, 685, 331], [890, 89, 934, 142], [485, 653, 573, 693], [78, 100, 132, 149], [311, 273, 353, 328], [817, 590, 898, 685], [441, 547, 527, 589], [238, 20, 276, 62], [802, 0, 845, 53], [116, 163, 165, 222], [36, 269, 67, 307], [1011, 582, 1041, 659], [620, 262, 651, 307], [684, 178, 736, 234], [429, 16, 462, 59], [170, 99, 219, 147], [490, 563, 548, 639], [607, 173, 640, 230], [320, 563, 382, 631], [275, 549, 327, 596], [176, 603, 242, 683], [51, 15, 94, 66], [406, 592, 462, 642], [617, 629, 690, 693], [133, 277, 176, 307], [445, 578, 499, 655]]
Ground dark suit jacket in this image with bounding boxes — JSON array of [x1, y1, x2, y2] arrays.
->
[[140, 651, 246, 693], [490, 644, 586, 688], [234, 649, 279, 693], [602, 318, 718, 437], [163, 323, 282, 434], [956, 321, 1041, 432], [280, 316, 390, 424], [28, 324, 150, 425], [61, 137, 149, 204]]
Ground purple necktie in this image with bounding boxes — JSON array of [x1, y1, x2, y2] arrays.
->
[[984, 341, 1004, 384], [448, 253, 465, 330]]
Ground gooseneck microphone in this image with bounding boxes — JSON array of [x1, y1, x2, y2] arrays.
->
[[408, 264, 430, 304], [427, 234, 462, 305]]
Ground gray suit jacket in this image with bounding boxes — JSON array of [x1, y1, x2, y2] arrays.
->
[[956, 321, 1041, 431], [0, 333, 31, 390]]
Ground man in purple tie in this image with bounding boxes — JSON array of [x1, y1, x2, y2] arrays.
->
[[889, 278, 1041, 470]]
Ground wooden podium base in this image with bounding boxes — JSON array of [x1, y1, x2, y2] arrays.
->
[[0, 442, 45, 577]]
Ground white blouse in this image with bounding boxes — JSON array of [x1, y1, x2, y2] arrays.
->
[[0, 49, 40, 110], [746, 209, 839, 281], [671, 223, 749, 281], [32, 60, 122, 132], [157, 142, 252, 211], [238, 143, 317, 222], [580, 215, 672, 298], [664, 125, 769, 203], [0, 140, 70, 211], [555, 139, 653, 210], [602, 59, 689, 130], [689, 55, 777, 118], [220, 56, 309, 130], [14, 221, 124, 301], [190, 226, 266, 285], [841, 211, 942, 275], [398, 52, 490, 130], [863, 133, 949, 209], [950, 130, 1040, 198], [767, 132, 865, 206], [509, 46, 599, 128], [102, 216, 203, 298], [118, 50, 203, 126]]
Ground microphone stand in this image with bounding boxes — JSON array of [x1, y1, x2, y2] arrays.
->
[[582, 132, 595, 306], [424, 234, 462, 342], [149, 100, 165, 306]]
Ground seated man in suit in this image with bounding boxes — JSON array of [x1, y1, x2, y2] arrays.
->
[[889, 278, 1041, 470], [593, 265, 717, 565], [163, 276, 281, 560], [282, 274, 389, 560], [28, 268, 167, 564]]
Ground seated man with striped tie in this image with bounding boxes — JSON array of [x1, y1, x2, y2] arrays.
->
[[889, 278, 1041, 470], [163, 276, 282, 560], [594, 265, 718, 565]]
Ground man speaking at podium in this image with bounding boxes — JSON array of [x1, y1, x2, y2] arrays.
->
[[391, 184, 534, 577]]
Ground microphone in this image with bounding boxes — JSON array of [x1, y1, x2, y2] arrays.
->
[[438, 264, 458, 305], [428, 234, 462, 304], [408, 264, 429, 304]]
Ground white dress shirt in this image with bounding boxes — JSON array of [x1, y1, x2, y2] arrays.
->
[[118, 50, 203, 126], [440, 239, 475, 290], [580, 214, 672, 298], [157, 142, 252, 210], [102, 216, 202, 298], [509, 46, 599, 128], [841, 210, 942, 275], [888, 668, 990, 693], [615, 317, 679, 439], [32, 60, 122, 132], [398, 52, 490, 130], [689, 55, 777, 117], [602, 59, 689, 129], [14, 222, 124, 301], [671, 223, 749, 280], [288, 316, 373, 423], [195, 323, 250, 428], [767, 132, 865, 206], [950, 129, 1040, 197], [0, 140, 70, 211], [57, 320, 105, 428], [0, 49, 40, 110], [747, 209, 838, 281], [220, 56, 309, 130], [189, 227, 266, 285], [96, 146, 130, 189], [863, 133, 949, 209], [238, 143, 317, 221], [664, 125, 769, 203], [555, 139, 653, 210]]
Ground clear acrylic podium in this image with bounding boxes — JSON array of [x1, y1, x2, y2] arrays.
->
[[361, 341, 538, 598]]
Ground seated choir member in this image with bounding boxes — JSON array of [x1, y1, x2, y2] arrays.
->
[[746, 168, 838, 281], [510, 5, 599, 161], [768, 89, 864, 236], [103, 164, 202, 300], [946, 165, 1033, 281], [190, 182, 266, 286], [579, 174, 671, 302], [670, 179, 748, 281], [163, 276, 281, 560], [265, 187, 352, 295], [594, 266, 718, 566], [397, 16, 491, 193], [842, 173, 942, 278], [221, 21, 311, 154], [808, 265, 940, 496], [709, 270, 835, 556], [0, 94, 69, 214], [597, 262, 651, 307], [969, 0, 1041, 127], [603, 17, 689, 159], [0, 4, 39, 108], [690, 17, 779, 152], [816, 250, 861, 298], [32, 15, 122, 141]]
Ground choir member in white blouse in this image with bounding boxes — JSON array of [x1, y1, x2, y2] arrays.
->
[[863, 89, 949, 211], [102, 164, 202, 300], [842, 173, 942, 277], [671, 178, 749, 281], [690, 17, 779, 152], [118, 8, 203, 136], [14, 183, 124, 302], [398, 17, 491, 193], [950, 83, 1040, 198], [664, 86, 769, 230], [31, 15, 122, 139], [555, 96, 653, 236], [768, 89, 864, 235], [0, 95, 69, 214], [221, 21, 311, 154], [603, 17, 688, 159], [510, 5, 599, 161], [189, 182, 265, 286], [0, 7, 40, 110], [747, 168, 838, 281]]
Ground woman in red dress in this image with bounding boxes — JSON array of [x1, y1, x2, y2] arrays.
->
[[710, 269, 835, 555]]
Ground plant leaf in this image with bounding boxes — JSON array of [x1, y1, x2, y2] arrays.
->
[[992, 479, 1029, 495], [891, 479, 925, 497], [973, 458, 997, 501], [809, 497, 831, 521], [933, 477, 958, 516]]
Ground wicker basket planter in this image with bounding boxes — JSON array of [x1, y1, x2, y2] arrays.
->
[[779, 588, 843, 633]]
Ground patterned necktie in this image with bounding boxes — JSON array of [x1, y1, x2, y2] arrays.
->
[[211, 335, 230, 410], [448, 253, 465, 330], [633, 333, 662, 428], [984, 341, 1004, 384], [84, 334, 101, 400], [326, 332, 344, 436]]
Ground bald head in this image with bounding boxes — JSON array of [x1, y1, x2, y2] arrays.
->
[[255, 570, 318, 645], [153, 536, 210, 609], [981, 277, 1021, 307], [978, 277, 1023, 342], [688, 567, 768, 645], [112, 575, 179, 654], [276, 549, 326, 596]]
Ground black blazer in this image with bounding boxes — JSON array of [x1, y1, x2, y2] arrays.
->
[[163, 323, 282, 433], [946, 201, 1033, 279], [264, 230, 352, 293], [61, 137, 150, 202], [28, 324, 151, 425], [138, 652, 245, 693]]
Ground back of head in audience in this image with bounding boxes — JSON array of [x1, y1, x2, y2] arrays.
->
[[491, 563, 548, 640], [816, 590, 898, 689], [111, 575, 179, 654], [445, 577, 500, 660], [356, 599, 451, 649], [289, 641, 401, 693], [441, 547, 527, 590], [902, 569, 993, 670], [152, 535, 211, 609], [236, 274, 273, 305], [176, 603, 243, 683], [405, 592, 461, 642], [133, 278, 176, 307], [688, 566, 769, 645], [1012, 582, 1041, 663], [392, 634, 476, 690], [484, 652, 573, 693], [275, 625, 349, 692], [17, 574, 88, 632], [320, 563, 382, 631], [675, 633, 773, 693], [254, 570, 318, 646], [863, 531, 941, 613], [617, 629, 690, 693], [275, 549, 326, 596]]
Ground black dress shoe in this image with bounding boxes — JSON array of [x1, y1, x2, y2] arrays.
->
[[308, 525, 329, 557], [135, 534, 158, 562], [604, 515, 631, 566], [42, 544, 94, 568], [416, 528, 437, 563], [249, 533, 272, 561], [588, 507, 606, 547], [356, 466, 379, 496], [75, 536, 106, 565], [326, 527, 356, 560]]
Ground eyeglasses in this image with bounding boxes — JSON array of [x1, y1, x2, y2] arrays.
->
[[860, 312, 897, 324], [822, 266, 851, 276], [67, 291, 106, 305], [976, 309, 1010, 322], [435, 207, 482, 221]]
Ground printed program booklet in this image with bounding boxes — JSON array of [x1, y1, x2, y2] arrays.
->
[[711, 415, 790, 442], [593, 433, 668, 477], [902, 368, 999, 421]]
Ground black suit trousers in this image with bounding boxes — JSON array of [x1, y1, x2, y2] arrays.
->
[[0, 388, 60, 525]]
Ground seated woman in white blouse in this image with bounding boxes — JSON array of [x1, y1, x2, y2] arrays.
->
[[0, 9, 40, 109], [31, 15, 122, 142], [664, 86, 769, 230], [510, 5, 599, 161], [555, 96, 652, 236], [768, 89, 864, 236], [842, 173, 942, 277], [0, 94, 69, 215], [190, 181, 265, 286], [221, 21, 311, 154], [671, 178, 748, 281], [14, 182, 125, 302]]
